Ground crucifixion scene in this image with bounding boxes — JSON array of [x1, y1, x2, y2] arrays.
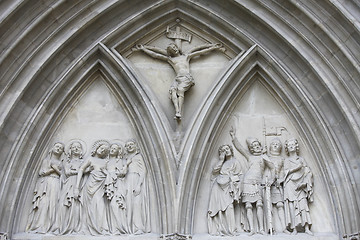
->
[[133, 25, 225, 120]]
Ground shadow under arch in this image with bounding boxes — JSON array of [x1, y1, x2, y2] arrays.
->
[[9, 43, 176, 236], [177, 45, 350, 237]]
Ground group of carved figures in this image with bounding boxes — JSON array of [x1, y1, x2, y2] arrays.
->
[[26, 139, 150, 235], [208, 128, 314, 236]]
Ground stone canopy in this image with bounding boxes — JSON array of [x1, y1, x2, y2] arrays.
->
[[0, 1, 359, 240]]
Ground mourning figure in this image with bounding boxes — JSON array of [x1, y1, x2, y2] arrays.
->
[[104, 143, 128, 234], [124, 139, 151, 234], [58, 140, 84, 234], [75, 140, 110, 235], [208, 144, 243, 236], [26, 142, 64, 233]]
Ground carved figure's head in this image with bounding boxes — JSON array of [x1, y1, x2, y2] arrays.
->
[[109, 143, 123, 158], [167, 43, 180, 56], [125, 139, 139, 154], [218, 144, 234, 158], [246, 137, 262, 155], [285, 138, 299, 156], [91, 140, 110, 158], [69, 141, 83, 159], [269, 138, 282, 155], [52, 142, 65, 156]]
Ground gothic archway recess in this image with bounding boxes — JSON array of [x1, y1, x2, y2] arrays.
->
[[0, 0, 359, 239]]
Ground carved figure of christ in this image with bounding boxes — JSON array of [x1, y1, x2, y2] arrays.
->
[[134, 42, 224, 119]]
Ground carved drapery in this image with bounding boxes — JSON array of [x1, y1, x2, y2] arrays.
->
[[0, 1, 359, 240]]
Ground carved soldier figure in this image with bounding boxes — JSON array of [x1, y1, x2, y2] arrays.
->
[[282, 138, 313, 235], [230, 127, 273, 236], [208, 144, 243, 236], [26, 142, 64, 233], [265, 138, 286, 233], [133, 40, 224, 119]]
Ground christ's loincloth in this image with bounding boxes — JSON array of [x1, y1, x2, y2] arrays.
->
[[169, 74, 195, 97]]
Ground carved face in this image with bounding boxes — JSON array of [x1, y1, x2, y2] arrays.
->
[[286, 139, 297, 154], [125, 141, 136, 153], [110, 144, 120, 157], [53, 143, 64, 156], [96, 144, 109, 158], [167, 43, 179, 57], [70, 142, 82, 157], [222, 145, 232, 157], [270, 140, 282, 154], [250, 141, 262, 154]]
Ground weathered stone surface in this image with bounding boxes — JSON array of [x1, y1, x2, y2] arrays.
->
[[0, 1, 359, 240]]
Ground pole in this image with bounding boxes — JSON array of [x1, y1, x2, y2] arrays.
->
[[266, 176, 273, 235]]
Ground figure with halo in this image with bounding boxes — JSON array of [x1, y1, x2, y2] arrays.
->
[[104, 142, 128, 234], [58, 140, 85, 234], [26, 142, 64, 233], [75, 140, 110, 235]]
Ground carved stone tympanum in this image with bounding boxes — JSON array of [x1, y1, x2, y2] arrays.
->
[[206, 120, 316, 238], [26, 138, 151, 237]]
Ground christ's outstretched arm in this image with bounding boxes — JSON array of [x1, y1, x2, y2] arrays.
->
[[133, 44, 168, 61], [188, 43, 225, 59]]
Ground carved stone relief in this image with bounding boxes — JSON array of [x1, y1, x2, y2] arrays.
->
[[128, 22, 231, 129], [132, 25, 225, 120], [208, 132, 314, 236], [26, 138, 150, 236], [194, 82, 335, 237]]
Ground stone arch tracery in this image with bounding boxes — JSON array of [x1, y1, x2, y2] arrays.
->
[[0, 1, 359, 239]]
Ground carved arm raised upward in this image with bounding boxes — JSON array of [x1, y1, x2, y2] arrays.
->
[[230, 127, 250, 160]]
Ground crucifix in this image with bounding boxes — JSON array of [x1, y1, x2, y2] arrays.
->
[[133, 23, 225, 120]]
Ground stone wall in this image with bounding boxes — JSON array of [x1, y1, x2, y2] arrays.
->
[[0, 1, 359, 239]]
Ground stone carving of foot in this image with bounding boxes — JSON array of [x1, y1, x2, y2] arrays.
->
[[248, 231, 256, 236], [305, 229, 314, 236]]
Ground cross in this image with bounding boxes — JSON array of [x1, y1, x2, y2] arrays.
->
[[166, 25, 192, 52]]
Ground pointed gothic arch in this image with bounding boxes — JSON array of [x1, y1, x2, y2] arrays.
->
[[0, 1, 359, 239]]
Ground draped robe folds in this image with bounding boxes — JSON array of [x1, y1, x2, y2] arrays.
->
[[26, 158, 61, 233], [81, 167, 109, 235], [208, 157, 243, 236], [105, 158, 128, 234], [283, 156, 313, 229], [125, 153, 151, 234], [58, 159, 82, 234]]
